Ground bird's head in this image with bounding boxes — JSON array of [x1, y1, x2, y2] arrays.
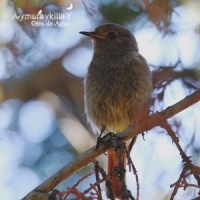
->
[[80, 23, 138, 53]]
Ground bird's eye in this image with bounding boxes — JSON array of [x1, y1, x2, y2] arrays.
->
[[107, 31, 117, 39]]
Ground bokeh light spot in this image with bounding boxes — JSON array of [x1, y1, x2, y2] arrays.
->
[[19, 100, 55, 143]]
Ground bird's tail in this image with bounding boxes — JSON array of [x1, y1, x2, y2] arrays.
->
[[107, 148, 126, 198]]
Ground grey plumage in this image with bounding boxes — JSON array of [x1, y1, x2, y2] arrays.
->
[[81, 23, 152, 134]]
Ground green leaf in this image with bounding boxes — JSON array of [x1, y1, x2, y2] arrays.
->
[[100, 2, 140, 24]]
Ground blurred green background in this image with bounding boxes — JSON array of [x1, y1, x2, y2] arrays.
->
[[0, 0, 200, 199]]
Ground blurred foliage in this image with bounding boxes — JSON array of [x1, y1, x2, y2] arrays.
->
[[100, 2, 140, 24], [13, 0, 26, 8], [13, 0, 55, 9]]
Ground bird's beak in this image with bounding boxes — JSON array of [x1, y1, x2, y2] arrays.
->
[[79, 31, 106, 40]]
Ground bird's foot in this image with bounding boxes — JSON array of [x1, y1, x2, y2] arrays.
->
[[95, 132, 121, 150], [95, 132, 115, 150]]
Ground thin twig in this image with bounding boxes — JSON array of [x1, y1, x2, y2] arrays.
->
[[126, 148, 139, 200], [93, 160, 103, 200]]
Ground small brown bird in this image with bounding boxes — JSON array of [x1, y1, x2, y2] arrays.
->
[[80, 24, 152, 199]]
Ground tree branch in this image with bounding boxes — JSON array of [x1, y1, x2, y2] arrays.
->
[[21, 89, 200, 200]]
